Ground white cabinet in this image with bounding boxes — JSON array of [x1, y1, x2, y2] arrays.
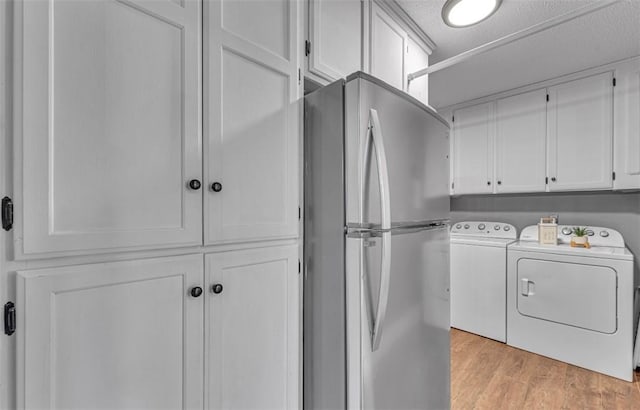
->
[[9, 2, 302, 409], [405, 36, 429, 105], [369, 1, 407, 91], [547, 72, 614, 191], [613, 59, 640, 190], [495, 89, 547, 193], [452, 102, 495, 194], [304, 0, 432, 103], [15, 0, 302, 257], [16, 247, 300, 410], [206, 245, 299, 410], [205, 0, 300, 245], [16, 255, 204, 409], [307, 0, 362, 82], [451, 70, 618, 195], [14, 0, 202, 257]]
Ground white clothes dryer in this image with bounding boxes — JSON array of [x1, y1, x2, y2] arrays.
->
[[450, 221, 517, 342], [507, 225, 635, 381]]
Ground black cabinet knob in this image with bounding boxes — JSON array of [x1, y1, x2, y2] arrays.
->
[[189, 179, 202, 190], [487, 181, 491, 186], [551, 177, 557, 182], [497, 181, 502, 185], [211, 182, 222, 192], [211, 283, 224, 294], [190, 286, 203, 298]]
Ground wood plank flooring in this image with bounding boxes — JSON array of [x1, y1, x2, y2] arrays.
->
[[451, 329, 640, 409]]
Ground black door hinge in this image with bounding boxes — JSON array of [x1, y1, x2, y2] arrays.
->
[[451, 182, 454, 190], [612, 171, 616, 181], [2, 196, 13, 231], [298, 207, 301, 220], [545, 177, 549, 184], [451, 115, 455, 123], [4, 302, 15, 336], [298, 260, 301, 273], [613, 78, 616, 87], [546, 94, 549, 102], [305, 40, 311, 57]]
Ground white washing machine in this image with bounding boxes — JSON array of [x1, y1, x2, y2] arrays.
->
[[450, 221, 517, 342], [507, 225, 636, 381]]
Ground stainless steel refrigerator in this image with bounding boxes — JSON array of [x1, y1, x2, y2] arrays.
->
[[304, 72, 451, 410]]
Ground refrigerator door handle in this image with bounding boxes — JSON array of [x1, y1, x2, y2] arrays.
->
[[371, 231, 391, 351], [365, 108, 392, 352], [365, 108, 391, 232]]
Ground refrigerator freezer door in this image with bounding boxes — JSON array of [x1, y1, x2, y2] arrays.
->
[[346, 225, 450, 410], [345, 73, 450, 228]]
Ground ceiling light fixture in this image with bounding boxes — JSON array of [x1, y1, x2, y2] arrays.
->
[[442, 0, 502, 28]]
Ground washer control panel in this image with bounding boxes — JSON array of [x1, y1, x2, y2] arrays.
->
[[519, 225, 625, 247], [451, 221, 517, 239]]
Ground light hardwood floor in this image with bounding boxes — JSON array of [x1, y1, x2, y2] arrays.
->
[[451, 329, 640, 409]]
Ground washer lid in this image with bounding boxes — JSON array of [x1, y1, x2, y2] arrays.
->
[[509, 241, 634, 261], [451, 237, 516, 248]]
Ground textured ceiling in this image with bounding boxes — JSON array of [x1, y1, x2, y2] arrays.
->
[[395, 0, 640, 108]]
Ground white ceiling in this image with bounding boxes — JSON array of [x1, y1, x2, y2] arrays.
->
[[396, 0, 640, 108]]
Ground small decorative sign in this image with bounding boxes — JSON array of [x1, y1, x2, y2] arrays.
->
[[538, 216, 558, 245]]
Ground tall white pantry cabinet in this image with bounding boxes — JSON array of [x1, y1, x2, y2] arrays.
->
[[2, 0, 301, 409]]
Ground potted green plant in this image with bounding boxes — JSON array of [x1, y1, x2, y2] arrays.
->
[[571, 227, 589, 246]]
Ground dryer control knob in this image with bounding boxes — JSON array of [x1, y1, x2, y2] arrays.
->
[[586, 230, 594, 236], [478, 224, 486, 230], [599, 230, 609, 238], [494, 225, 501, 230], [464, 224, 470, 229], [455, 224, 462, 229], [561, 227, 572, 235], [503, 226, 511, 231]]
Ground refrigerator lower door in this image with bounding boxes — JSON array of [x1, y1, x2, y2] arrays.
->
[[346, 225, 450, 410]]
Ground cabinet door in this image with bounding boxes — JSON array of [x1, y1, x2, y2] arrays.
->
[[405, 36, 429, 105], [308, 0, 362, 82], [205, 0, 299, 244], [206, 245, 299, 410], [16, 255, 204, 410], [547, 72, 614, 191], [452, 102, 494, 194], [15, 0, 202, 257], [369, 2, 406, 91], [613, 59, 640, 190], [495, 89, 547, 193]]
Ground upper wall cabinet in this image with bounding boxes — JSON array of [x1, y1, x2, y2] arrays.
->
[[14, 0, 202, 257], [495, 89, 547, 193], [369, 1, 406, 91], [205, 0, 300, 245], [452, 102, 494, 195], [304, 0, 432, 105], [307, 0, 362, 82], [547, 72, 614, 191], [613, 59, 640, 190], [405, 36, 429, 105], [450, 62, 629, 196]]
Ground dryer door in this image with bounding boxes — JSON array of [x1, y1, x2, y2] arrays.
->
[[516, 258, 617, 334]]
